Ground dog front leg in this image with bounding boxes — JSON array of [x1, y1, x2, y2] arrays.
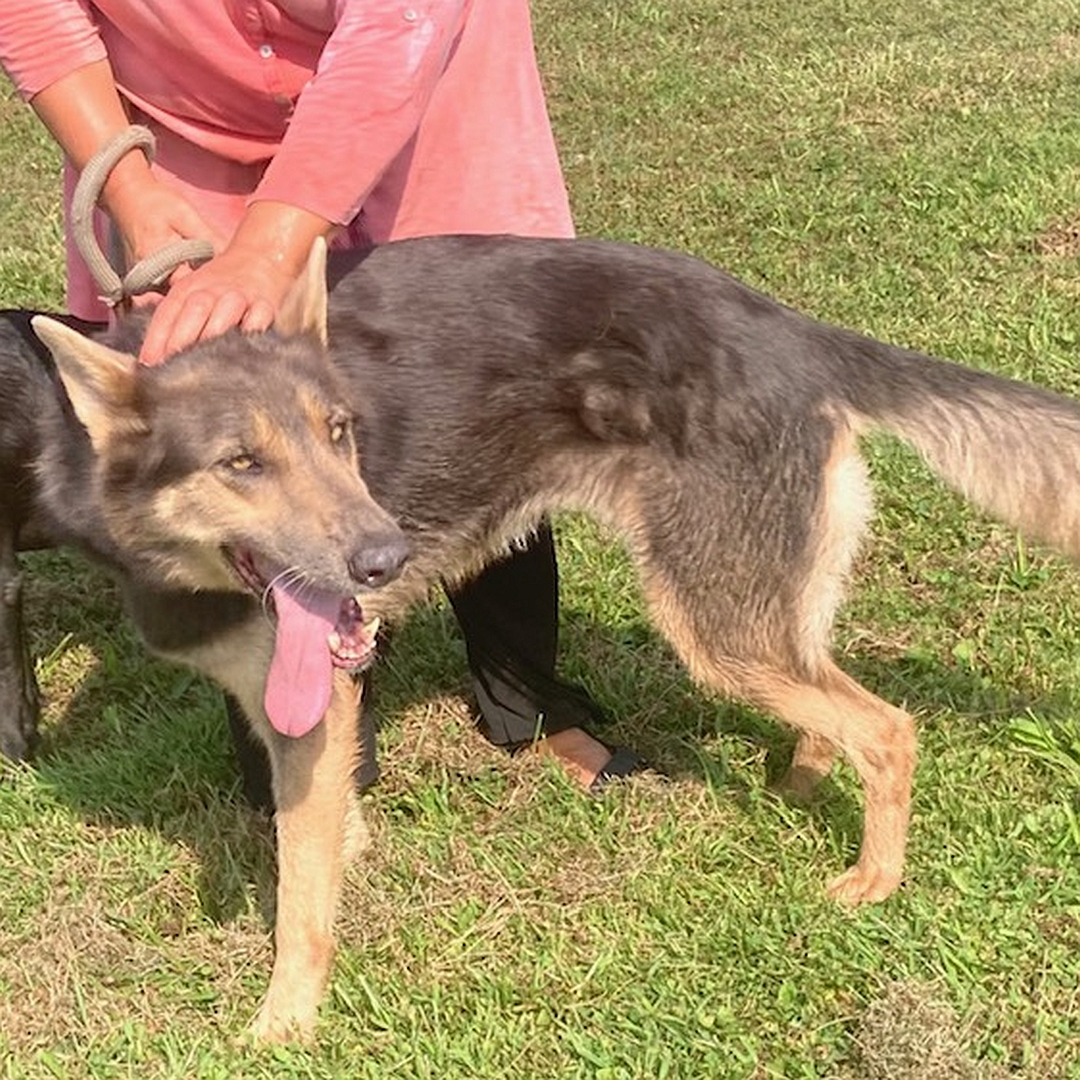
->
[[250, 670, 367, 1043], [134, 598, 369, 1040], [0, 528, 39, 761]]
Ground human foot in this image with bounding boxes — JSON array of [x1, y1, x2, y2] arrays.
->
[[537, 727, 643, 792]]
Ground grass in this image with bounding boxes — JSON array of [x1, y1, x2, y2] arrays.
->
[[2, 0, 1080, 1076]]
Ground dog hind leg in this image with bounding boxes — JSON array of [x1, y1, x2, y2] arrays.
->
[[775, 731, 840, 802], [644, 588, 916, 905], [768, 425, 872, 806], [753, 664, 915, 903], [631, 421, 913, 902]]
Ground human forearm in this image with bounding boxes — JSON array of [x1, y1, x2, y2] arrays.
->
[[228, 201, 333, 281], [30, 59, 154, 221]]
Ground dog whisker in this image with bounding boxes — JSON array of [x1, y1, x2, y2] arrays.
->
[[261, 565, 314, 617]]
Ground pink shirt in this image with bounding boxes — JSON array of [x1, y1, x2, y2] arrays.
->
[[0, 0, 573, 318]]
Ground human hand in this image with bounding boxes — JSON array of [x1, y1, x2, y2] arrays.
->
[[137, 200, 331, 365], [137, 244, 296, 364], [102, 163, 226, 298]]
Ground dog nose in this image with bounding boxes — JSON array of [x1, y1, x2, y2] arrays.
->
[[347, 534, 410, 589]]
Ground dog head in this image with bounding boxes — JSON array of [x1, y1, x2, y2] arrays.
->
[[33, 243, 410, 734], [32, 242, 410, 733]]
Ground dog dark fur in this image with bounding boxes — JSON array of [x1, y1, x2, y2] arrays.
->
[[7, 234, 1080, 1037], [0, 311, 109, 760]]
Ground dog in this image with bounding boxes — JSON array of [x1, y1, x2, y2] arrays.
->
[[10, 232, 1080, 1038], [0, 310, 113, 761]]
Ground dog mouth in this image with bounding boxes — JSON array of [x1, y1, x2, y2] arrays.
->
[[226, 547, 381, 738]]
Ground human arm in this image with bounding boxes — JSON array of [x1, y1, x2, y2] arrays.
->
[[32, 60, 226, 288], [12, 48, 295, 363], [139, 0, 469, 363], [1, 6, 222, 304], [26, 52, 328, 364], [254, 1, 470, 225], [3, 1, 468, 362]]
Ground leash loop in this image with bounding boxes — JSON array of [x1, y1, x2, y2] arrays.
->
[[70, 125, 215, 309]]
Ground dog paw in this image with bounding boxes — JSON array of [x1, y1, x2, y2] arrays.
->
[[825, 864, 903, 906], [772, 764, 825, 805], [343, 798, 371, 863], [249, 999, 318, 1045]]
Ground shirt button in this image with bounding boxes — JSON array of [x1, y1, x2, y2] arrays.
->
[[259, 43, 274, 58], [403, 8, 417, 20]]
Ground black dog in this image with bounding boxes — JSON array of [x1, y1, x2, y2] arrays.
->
[[0, 310, 105, 760]]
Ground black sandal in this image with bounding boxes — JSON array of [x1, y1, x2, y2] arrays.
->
[[588, 745, 646, 796]]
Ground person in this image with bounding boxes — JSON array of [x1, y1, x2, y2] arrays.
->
[[0, 1, 642, 793]]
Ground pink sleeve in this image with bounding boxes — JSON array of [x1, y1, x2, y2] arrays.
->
[[254, 0, 468, 226], [0, 0, 106, 99]]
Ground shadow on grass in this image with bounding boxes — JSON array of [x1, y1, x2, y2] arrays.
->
[[18, 548, 277, 927], [17, 546, 1076, 931]]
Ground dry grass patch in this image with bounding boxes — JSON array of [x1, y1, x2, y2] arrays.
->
[[1034, 217, 1080, 259], [847, 981, 1010, 1080], [0, 823, 272, 1054]]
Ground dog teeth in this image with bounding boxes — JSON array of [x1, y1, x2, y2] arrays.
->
[[328, 630, 342, 652], [363, 616, 381, 638]]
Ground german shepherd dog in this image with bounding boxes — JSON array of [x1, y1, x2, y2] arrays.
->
[[8, 233, 1080, 1038]]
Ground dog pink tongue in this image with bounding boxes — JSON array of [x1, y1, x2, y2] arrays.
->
[[264, 582, 340, 738]]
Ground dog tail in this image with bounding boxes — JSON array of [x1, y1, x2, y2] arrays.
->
[[830, 327, 1080, 558]]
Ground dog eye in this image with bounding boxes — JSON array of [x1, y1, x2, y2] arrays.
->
[[221, 452, 262, 475], [329, 418, 350, 445]]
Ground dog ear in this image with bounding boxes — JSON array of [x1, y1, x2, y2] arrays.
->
[[31, 316, 141, 451], [275, 236, 329, 346]]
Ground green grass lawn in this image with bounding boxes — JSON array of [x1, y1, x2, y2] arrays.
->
[[2, 2, 1080, 1077]]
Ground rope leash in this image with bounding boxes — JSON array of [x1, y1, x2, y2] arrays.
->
[[70, 124, 215, 309]]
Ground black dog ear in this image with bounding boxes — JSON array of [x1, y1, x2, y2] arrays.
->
[[275, 236, 329, 346], [31, 315, 143, 451]]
